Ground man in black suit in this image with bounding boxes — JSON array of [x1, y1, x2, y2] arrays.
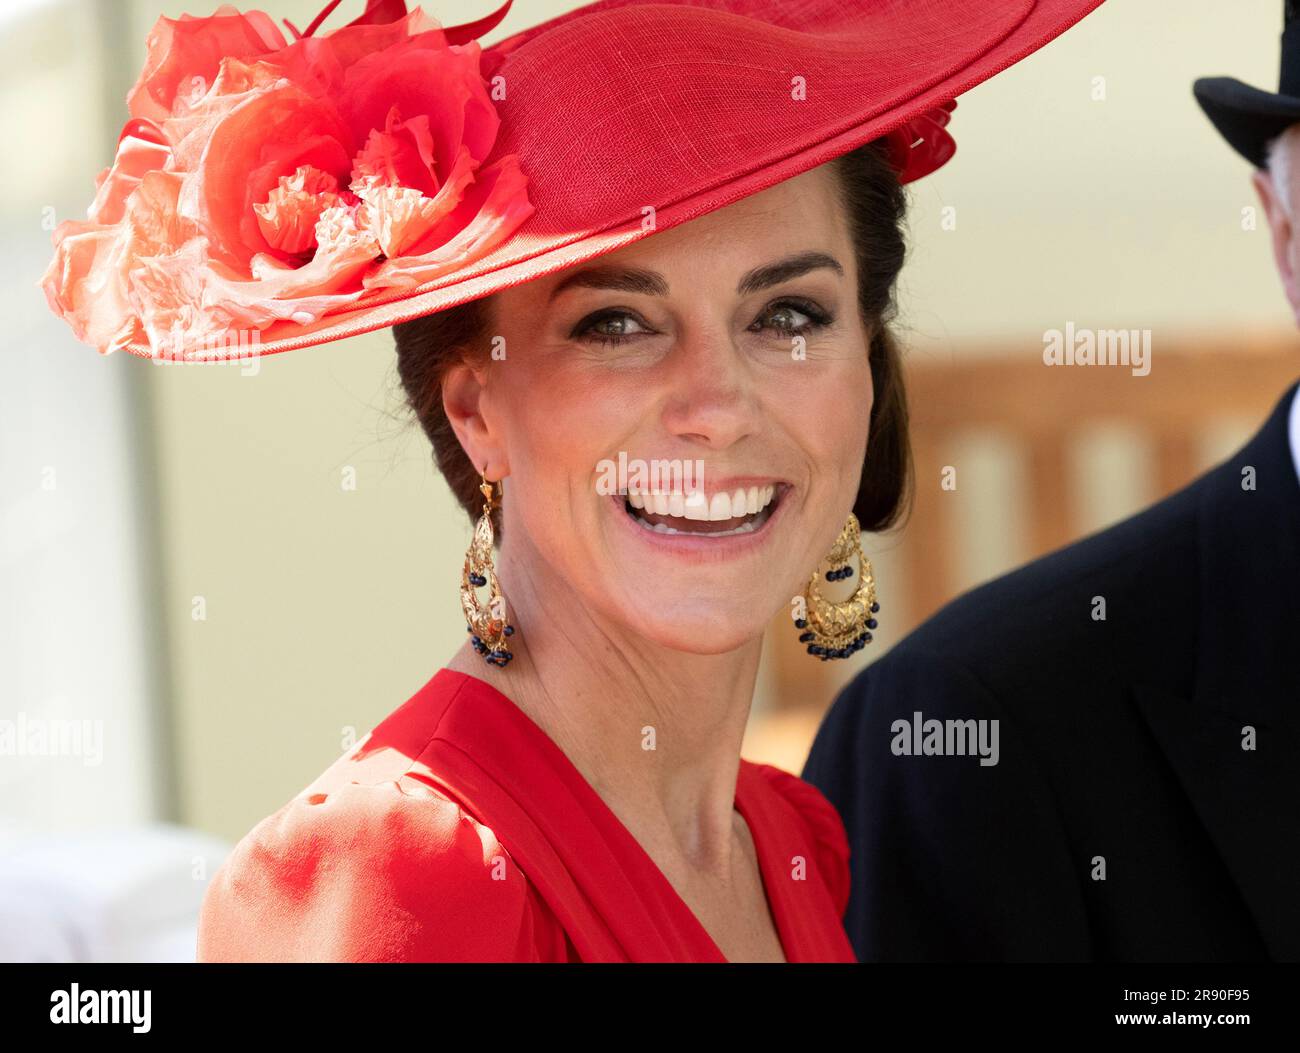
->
[[803, 7, 1300, 961]]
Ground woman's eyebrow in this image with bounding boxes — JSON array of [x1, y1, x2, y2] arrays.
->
[[737, 251, 844, 295], [547, 250, 843, 303], [549, 266, 668, 301]]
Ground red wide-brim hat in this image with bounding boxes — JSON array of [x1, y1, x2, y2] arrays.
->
[[40, 0, 1104, 362]]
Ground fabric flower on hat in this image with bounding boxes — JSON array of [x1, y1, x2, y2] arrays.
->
[[39, 2, 533, 360], [882, 100, 957, 185]]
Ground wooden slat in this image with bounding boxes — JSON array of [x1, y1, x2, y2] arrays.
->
[[1154, 431, 1201, 497], [905, 334, 1298, 432], [1025, 432, 1072, 558], [903, 431, 952, 626]]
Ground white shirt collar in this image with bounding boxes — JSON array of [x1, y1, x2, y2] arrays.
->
[[1291, 384, 1300, 488]]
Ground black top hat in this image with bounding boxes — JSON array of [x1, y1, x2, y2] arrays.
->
[[1195, 2, 1300, 167]]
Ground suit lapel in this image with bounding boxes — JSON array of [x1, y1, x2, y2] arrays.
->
[[1133, 381, 1300, 961]]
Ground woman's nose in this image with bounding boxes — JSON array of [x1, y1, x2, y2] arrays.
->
[[658, 326, 761, 449]]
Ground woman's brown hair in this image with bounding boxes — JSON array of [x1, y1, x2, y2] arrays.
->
[[393, 137, 912, 536]]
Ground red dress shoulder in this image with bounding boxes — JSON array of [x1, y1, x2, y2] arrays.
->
[[196, 774, 565, 962]]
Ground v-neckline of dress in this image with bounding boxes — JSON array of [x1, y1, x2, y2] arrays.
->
[[414, 668, 796, 962]]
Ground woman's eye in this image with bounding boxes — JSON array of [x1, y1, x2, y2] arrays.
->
[[753, 299, 832, 336], [574, 310, 652, 347]]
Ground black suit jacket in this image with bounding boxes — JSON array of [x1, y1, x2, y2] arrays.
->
[[803, 382, 1300, 962]]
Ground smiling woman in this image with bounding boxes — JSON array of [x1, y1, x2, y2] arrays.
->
[[309, 141, 916, 963], [35, 0, 1105, 964], [235, 140, 893, 964]]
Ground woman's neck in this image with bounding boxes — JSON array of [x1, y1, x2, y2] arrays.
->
[[446, 542, 765, 878]]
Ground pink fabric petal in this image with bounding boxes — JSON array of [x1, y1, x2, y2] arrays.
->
[[272, 9, 445, 101], [362, 185, 444, 258], [162, 58, 288, 165], [129, 238, 214, 358], [39, 223, 137, 354], [338, 39, 498, 173], [87, 135, 172, 225], [127, 8, 288, 122], [131, 228, 376, 361], [125, 169, 197, 255], [357, 141, 478, 256], [350, 107, 441, 199], [199, 205, 381, 331], [253, 165, 343, 255], [363, 153, 534, 291]]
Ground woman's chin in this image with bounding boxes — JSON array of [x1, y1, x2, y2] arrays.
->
[[612, 605, 774, 656]]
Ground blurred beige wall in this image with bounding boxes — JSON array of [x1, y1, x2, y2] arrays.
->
[[90, 1, 1299, 840], [4, 1, 171, 835]]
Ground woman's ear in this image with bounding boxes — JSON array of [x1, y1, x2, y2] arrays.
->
[[442, 357, 507, 478]]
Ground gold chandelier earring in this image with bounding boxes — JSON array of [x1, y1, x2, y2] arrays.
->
[[793, 512, 879, 661], [462, 473, 515, 668]]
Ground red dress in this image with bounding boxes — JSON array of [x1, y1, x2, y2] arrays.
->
[[197, 668, 857, 962]]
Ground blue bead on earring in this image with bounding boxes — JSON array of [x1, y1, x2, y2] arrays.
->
[[794, 512, 878, 661]]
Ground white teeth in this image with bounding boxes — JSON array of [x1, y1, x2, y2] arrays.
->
[[622, 483, 781, 525]]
